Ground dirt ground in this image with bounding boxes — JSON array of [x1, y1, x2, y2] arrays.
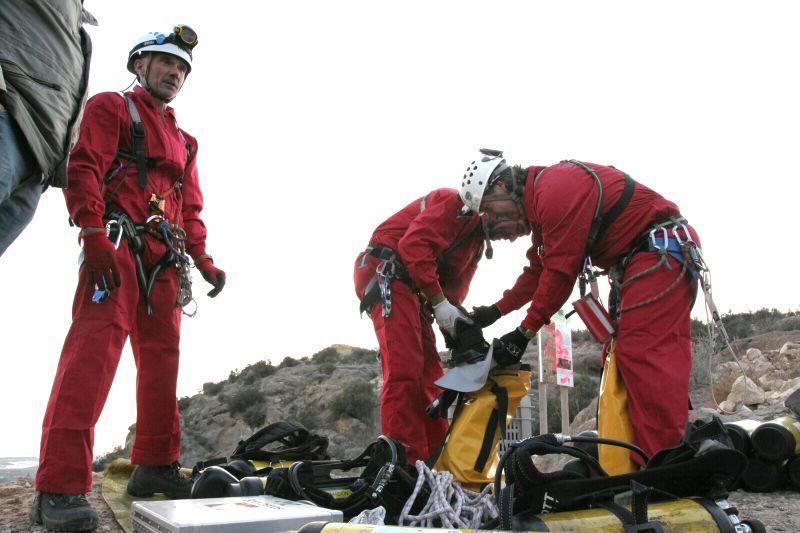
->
[[0, 474, 122, 533], [0, 474, 797, 532]]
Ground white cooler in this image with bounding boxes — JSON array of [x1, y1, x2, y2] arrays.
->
[[131, 494, 343, 532]]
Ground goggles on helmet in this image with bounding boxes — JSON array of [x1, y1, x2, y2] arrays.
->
[[172, 25, 198, 48], [132, 25, 198, 57]]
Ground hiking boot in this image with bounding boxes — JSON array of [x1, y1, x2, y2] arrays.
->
[[30, 491, 98, 531], [127, 461, 193, 499]]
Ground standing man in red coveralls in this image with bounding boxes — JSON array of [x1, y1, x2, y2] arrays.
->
[[354, 187, 527, 464], [464, 150, 700, 466], [31, 26, 226, 531]]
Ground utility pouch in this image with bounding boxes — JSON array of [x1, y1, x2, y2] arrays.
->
[[572, 293, 615, 343]]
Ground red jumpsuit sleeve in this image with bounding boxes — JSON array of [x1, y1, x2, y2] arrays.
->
[[63, 93, 126, 228], [494, 236, 544, 314], [519, 167, 600, 331], [397, 192, 473, 299], [442, 246, 478, 305], [179, 131, 208, 259]]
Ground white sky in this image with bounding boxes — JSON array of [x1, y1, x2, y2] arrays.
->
[[1, 1, 798, 458]]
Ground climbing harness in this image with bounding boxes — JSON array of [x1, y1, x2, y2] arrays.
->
[[397, 460, 497, 528], [494, 417, 746, 529], [102, 210, 196, 316]]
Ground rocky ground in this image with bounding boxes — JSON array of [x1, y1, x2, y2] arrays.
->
[[0, 474, 122, 532]]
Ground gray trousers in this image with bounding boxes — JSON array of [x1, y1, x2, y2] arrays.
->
[[0, 110, 42, 257]]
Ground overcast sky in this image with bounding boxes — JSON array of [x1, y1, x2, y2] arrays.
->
[[1, 1, 798, 458]]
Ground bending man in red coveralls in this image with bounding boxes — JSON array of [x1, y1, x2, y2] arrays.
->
[[354, 187, 526, 464], [464, 150, 699, 466], [31, 26, 226, 531]]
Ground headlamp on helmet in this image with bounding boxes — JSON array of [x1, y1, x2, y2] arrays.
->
[[127, 24, 198, 74]]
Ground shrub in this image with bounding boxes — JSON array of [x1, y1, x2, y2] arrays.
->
[[546, 372, 597, 432], [243, 405, 267, 428], [203, 381, 224, 396], [330, 380, 376, 423], [224, 387, 264, 414], [317, 362, 336, 376], [177, 396, 192, 412], [279, 356, 301, 368], [341, 348, 379, 365], [312, 347, 341, 364], [249, 360, 276, 378], [92, 446, 128, 472]]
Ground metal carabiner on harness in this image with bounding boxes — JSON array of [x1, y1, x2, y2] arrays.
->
[[578, 257, 601, 299], [649, 227, 671, 270], [375, 260, 393, 318], [671, 222, 694, 245]]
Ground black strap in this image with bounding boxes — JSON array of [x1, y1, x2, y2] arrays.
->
[[566, 160, 636, 256], [359, 273, 381, 315], [425, 392, 465, 468], [121, 94, 149, 188], [473, 382, 509, 472]]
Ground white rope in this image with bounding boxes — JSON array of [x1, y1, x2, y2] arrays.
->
[[398, 460, 497, 528]]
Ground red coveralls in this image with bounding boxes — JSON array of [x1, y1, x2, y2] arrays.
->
[[494, 161, 699, 463], [36, 86, 208, 494], [354, 189, 485, 463]]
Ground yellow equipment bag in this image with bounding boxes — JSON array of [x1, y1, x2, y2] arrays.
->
[[597, 345, 639, 475], [434, 366, 531, 490]]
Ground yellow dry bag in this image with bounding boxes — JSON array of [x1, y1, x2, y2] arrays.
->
[[597, 345, 639, 475], [434, 366, 531, 490]]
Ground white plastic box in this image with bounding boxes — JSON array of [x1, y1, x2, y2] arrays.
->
[[131, 494, 343, 532]]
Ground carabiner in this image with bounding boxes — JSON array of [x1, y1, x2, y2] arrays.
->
[[672, 223, 693, 245], [649, 227, 669, 253], [105, 219, 123, 250]]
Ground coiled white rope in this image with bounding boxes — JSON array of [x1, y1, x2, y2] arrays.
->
[[398, 460, 497, 528]]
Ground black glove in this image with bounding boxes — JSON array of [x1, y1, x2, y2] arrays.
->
[[471, 304, 502, 328], [492, 327, 531, 367]]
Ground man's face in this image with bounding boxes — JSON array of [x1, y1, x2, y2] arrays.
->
[[136, 53, 188, 100], [484, 205, 531, 242]]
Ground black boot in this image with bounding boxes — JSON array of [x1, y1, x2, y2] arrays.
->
[[30, 491, 98, 531], [127, 461, 193, 499]]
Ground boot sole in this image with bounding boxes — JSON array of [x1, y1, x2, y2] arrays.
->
[[127, 487, 189, 500], [41, 515, 98, 532]]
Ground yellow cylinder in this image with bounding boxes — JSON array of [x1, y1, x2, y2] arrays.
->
[[298, 498, 738, 532]]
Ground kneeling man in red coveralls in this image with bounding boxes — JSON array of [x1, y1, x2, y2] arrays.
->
[[354, 186, 527, 464], [464, 150, 700, 467], [32, 26, 226, 531]]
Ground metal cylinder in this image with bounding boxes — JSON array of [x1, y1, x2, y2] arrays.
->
[[724, 420, 761, 456], [786, 454, 800, 489], [742, 456, 786, 492], [750, 416, 800, 462]]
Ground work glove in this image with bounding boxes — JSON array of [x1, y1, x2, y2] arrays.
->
[[432, 298, 472, 336], [449, 319, 490, 366], [471, 304, 502, 328], [82, 231, 121, 292], [196, 258, 226, 297], [492, 327, 531, 367]]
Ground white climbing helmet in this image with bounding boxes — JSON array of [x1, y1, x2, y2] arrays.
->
[[459, 149, 510, 213], [126, 25, 197, 74]]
